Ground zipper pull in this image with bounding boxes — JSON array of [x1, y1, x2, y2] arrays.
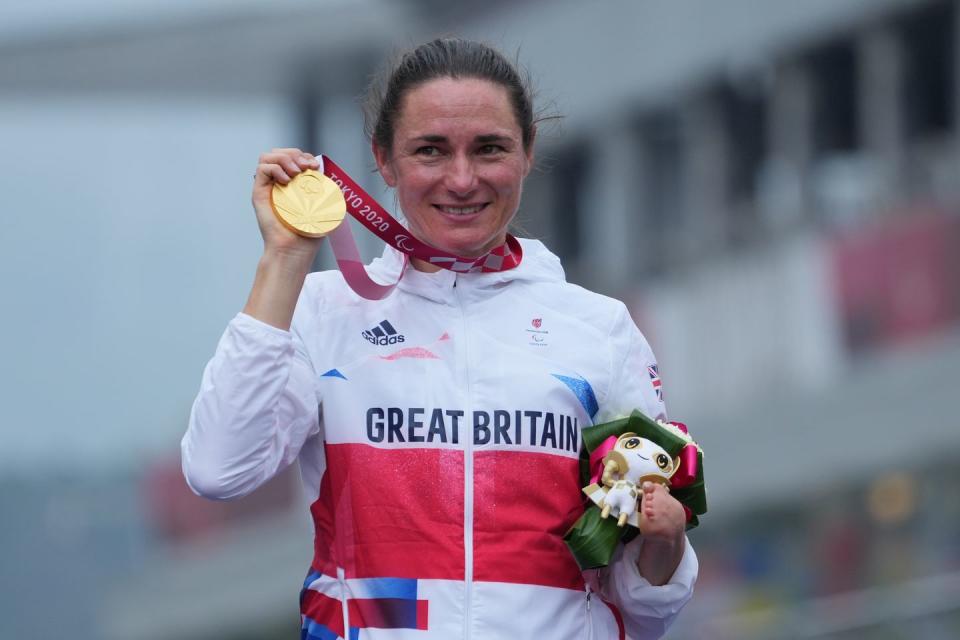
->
[[586, 584, 592, 611]]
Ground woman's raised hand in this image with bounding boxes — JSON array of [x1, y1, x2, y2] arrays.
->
[[252, 148, 323, 261], [243, 148, 323, 330]]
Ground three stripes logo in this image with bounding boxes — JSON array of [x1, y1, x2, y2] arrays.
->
[[362, 319, 406, 346]]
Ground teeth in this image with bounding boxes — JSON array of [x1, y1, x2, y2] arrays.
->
[[439, 205, 484, 215]]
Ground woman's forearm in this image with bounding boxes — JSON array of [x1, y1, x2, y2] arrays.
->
[[243, 248, 315, 330], [637, 533, 685, 586]]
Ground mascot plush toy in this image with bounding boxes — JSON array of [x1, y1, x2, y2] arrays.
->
[[564, 410, 706, 570], [582, 433, 677, 528]]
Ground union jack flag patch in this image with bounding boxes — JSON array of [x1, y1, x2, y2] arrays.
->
[[648, 364, 663, 402]]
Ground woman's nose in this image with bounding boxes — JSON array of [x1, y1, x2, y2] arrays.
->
[[444, 154, 478, 195]]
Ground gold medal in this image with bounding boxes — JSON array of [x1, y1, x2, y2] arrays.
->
[[271, 170, 347, 238]]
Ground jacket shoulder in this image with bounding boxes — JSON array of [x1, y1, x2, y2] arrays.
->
[[301, 268, 363, 307], [526, 278, 632, 333], [290, 269, 364, 334]]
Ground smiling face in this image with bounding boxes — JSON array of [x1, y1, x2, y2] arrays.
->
[[616, 434, 675, 479], [373, 77, 534, 263]]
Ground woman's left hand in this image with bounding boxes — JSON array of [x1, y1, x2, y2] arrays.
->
[[638, 482, 686, 541], [636, 482, 687, 585]]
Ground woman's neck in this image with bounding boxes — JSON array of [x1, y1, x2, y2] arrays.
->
[[410, 256, 442, 272], [406, 234, 510, 273]]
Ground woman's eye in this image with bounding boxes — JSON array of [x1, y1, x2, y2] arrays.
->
[[415, 146, 441, 157], [478, 144, 505, 155]]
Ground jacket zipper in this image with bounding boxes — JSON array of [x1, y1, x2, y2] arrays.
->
[[453, 277, 475, 640], [585, 583, 593, 640]]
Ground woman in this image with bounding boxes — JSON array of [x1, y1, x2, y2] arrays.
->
[[183, 38, 696, 640]]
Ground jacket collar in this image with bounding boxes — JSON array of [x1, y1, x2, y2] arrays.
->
[[364, 238, 566, 304]]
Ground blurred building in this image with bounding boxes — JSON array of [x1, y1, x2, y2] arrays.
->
[[2, 0, 959, 638]]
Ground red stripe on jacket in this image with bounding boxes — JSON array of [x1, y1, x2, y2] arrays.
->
[[312, 443, 466, 580], [309, 442, 586, 590], [473, 450, 585, 590]]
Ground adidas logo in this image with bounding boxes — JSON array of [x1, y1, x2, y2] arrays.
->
[[362, 319, 406, 346]]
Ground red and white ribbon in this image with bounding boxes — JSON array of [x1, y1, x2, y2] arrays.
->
[[317, 155, 523, 300]]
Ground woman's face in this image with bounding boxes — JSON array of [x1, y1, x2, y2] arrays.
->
[[373, 77, 534, 260]]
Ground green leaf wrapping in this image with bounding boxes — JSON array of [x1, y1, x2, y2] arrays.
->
[[563, 410, 707, 570], [563, 503, 624, 570]]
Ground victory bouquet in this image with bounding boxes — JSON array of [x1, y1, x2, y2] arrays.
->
[[564, 410, 706, 570]]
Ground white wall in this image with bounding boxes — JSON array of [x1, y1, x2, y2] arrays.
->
[[636, 233, 845, 420], [462, 0, 928, 132], [0, 92, 295, 472]]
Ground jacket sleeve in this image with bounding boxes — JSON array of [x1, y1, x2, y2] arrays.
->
[[181, 311, 321, 500], [596, 304, 698, 639]]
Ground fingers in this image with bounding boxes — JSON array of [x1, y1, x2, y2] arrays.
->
[[641, 481, 663, 498], [640, 482, 653, 517], [640, 483, 685, 531], [255, 163, 294, 186], [263, 148, 319, 169], [255, 148, 320, 186], [640, 482, 669, 517]]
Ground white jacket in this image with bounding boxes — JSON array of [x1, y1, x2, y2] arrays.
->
[[182, 239, 697, 640]]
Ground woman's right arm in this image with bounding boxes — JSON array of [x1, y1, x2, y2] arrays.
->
[[244, 148, 324, 330], [181, 148, 325, 499]]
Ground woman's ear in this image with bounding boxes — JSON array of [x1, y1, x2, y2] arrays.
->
[[523, 124, 537, 176], [372, 142, 398, 187]]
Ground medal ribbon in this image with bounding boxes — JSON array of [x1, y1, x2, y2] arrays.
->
[[317, 155, 523, 300]]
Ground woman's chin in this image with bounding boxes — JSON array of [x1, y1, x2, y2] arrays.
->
[[425, 231, 505, 259]]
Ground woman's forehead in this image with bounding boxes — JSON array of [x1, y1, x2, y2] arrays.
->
[[394, 77, 520, 139]]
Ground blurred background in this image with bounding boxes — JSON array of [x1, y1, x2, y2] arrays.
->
[[2, 0, 959, 638]]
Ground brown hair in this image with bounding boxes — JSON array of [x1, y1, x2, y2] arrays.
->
[[365, 38, 537, 153]]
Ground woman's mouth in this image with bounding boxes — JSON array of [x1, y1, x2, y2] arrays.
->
[[435, 203, 488, 216]]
